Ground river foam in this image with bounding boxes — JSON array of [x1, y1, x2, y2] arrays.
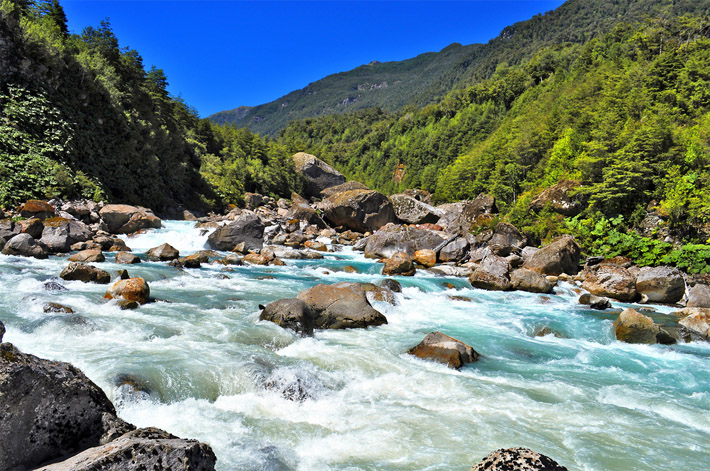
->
[[1, 221, 709, 470]]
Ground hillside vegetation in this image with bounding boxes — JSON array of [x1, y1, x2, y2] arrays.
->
[[211, 0, 708, 136], [0, 0, 301, 211]]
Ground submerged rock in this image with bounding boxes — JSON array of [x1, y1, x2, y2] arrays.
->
[[60, 262, 111, 284], [43, 302, 74, 314], [578, 293, 612, 310], [0, 320, 4, 342], [297, 282, 388, 329], [470, 447, 568, 471], [116, 251, 141, 264], [408, 331, 479, 369], [259, 298, 315, 336]]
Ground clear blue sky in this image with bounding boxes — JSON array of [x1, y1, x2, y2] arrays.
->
[[62, 1, 566, 118]]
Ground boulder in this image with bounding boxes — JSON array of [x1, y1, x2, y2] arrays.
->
[[408, 332, 479, 369], [243, 253, 269, 265], [635, 266, 685, 304], [34, 428, 217, 471], [321, 189, 396, 233], [146, 243, 180, 261], [68, 249, 105, 263], [578, 293, 612, 310], [259, 298, 316, 336], [469, 254, 511, 291], [436, 194, 497, 235], [1, 233, 48, 258], [244, 192, 264, 210], [581, 265, 637, 302], [19, 199, 56, 220], [319, 181, 369, 198], [382, 252, 416, 276], [98, 204, 161, 234], [0, 343, 116, 470], [40, 217, 93, 253], [687, 284, 710, 308], [523, 235, 581, 276], [529, 180, 585, 216], [297, 282, 388, 329], [292, 152, 346, 197], [116, 252, 141, 264], [0, 218, 20, 247], [413, 249, 437, 268], [470, 448, 568, 471], [489, 222, 526, 251], [0, 320, 4, 342], [286, 202, 327, 228], [510, 268, 554, 293], [43, 303, 74, 314], [379, 279, 402, 293], [401, 188, 433, 204], [207, 212, 265, 251], [677, 308, 710, 341], [104, 278, 150, 305], [613, 308, 673, 344], [438, 236, 470, 263], [389, 194, 442, 224], [17, 217, 44, 238], [60, 263, 111, 284], [362, 224, 445, 259]]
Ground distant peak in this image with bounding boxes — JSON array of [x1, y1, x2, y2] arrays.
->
[[368, 60, 381, 66]]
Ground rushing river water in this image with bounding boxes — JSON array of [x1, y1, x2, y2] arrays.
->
[[1, 221, 709, 471]]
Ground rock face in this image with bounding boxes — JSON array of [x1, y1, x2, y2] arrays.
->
[[99, 205, 161, 234], [470, 448, 568, 471], [259, 298, 316, 336], [146, 243, 180, 261], [524, 235, 581, 276], [321, 189, 396, 233], [363, 224, 445, 259], [687, 284, 710, 308], [635, 266, 685, 304], [613, 308, 671, 344], [510, 268, 555, 293], [529, 180, 585, 216], [60, 263, 111, 284], [408, 332, 479, 369], [68, 249, 105, 263], [382, 252, 416, 276], [104, 278, 150, 305], [677, 308, 710, 341], [207, 212, 265, 251], [0, 343, 117, 470], [40, 217, 93, 252], [320, 181, 369, 198], [35, 428, 217, 471], [297, 282, 388, 329], [389, 193, 442, 224], [581, 265, 637, 302], [1, 233, 48, 258], [292, 152, 346, 197]]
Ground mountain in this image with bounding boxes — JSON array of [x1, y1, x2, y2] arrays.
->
[[210, 0, 707, 136]]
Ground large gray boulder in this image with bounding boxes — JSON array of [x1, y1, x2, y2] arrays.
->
[[581, 265, 637, 302], [1, 233, 48, 258], [259, 298, 316, 336], [321, 190, 396, 233], [510, 268, 554, 293], [99, 205, 161, 234], [436, 194, 497, 235], [0, 343, 117, 470], [19, 199, 56, 220], [362, 224, 445, 258], [470, 448, 568, 471], [489, 222, 526, 252], [40, 217, 93, 253], [438, 236, 471, 263], [635, 266, 685, 304], [408, 332, 479, 369], [469, 254, 511, 291], [687, 284, 710, 308], [523, 235, 581, 276], [292, 152, 346, 197], [207, 212, 265, 251], [389, 193, 442, 224], [35, 428, 217, 471], [146, 243, 180, 261], [297, 282, 388, 329], [0, 218, 20, 247], [320, 181, 369, 198]]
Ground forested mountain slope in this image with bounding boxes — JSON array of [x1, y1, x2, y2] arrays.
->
[[211, 0, 708, 136], [0, 0, 301, 211], [280, 15, 710, 244]]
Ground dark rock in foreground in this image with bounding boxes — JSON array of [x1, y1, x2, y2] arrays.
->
[[34, 428, 217, 471], [259, 298, 316, 336], [408, 331, 479, 369], [470, 447, 568, 471]]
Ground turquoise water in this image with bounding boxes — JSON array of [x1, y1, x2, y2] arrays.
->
[[1, 221, 709, 470]]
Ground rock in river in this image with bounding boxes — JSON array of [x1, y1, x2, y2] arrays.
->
[[297, 282, 388, 329], [635, 266, 685, 304], [408, 331, 479, 369], [523, 235, 581, 276], [60, 262, 111, 284], [259, 298, 316, 336], [207, 212, 265, 252], [104, 278, 151, 305], [470, 447, 568, 471], [99, 204, 162, 234], [321, 189, 396, 233]]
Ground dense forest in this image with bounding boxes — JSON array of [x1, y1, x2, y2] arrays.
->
[[0, 0, 301, 211], [211, 0, 709, 136]]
